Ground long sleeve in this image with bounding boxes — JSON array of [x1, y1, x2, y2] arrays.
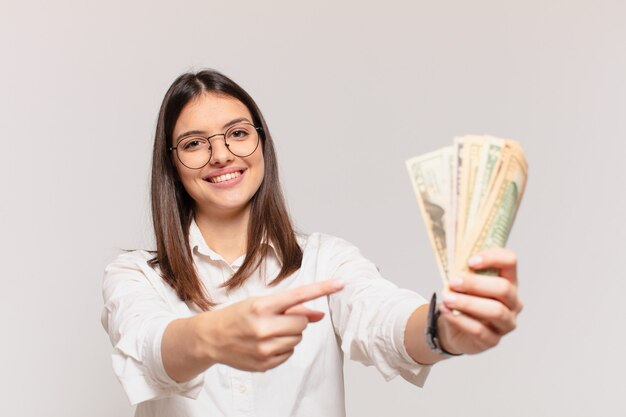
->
[[325, 235, 432, 387], [100, 251, 205, 405]]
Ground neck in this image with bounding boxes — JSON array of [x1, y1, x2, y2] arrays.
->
[[194, 204, 250, 264]]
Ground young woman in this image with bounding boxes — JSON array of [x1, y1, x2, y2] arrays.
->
[[101, 70, 523, 417]]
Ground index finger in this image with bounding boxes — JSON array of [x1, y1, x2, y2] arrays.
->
[[265, 280, 345, 313]]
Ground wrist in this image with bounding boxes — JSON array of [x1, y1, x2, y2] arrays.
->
[[425, 293, 463, 357], [189, 312, 219, 367], [435, 314, 463, 356]]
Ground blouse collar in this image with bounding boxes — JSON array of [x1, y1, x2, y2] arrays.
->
[[189, 217, 278, 267]]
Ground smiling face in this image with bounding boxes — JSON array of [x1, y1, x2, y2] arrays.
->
[[171, 92, 265, 218]]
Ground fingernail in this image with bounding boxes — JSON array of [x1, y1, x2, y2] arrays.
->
[[331, 280, 345, 289], [468, 256, 483, 267], [451, 309, 462, 317], [449, 277, 463, 288], [442, 292, 456, 304]]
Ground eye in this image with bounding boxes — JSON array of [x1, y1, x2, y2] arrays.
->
[[181, 137, 207, 151], [228, 125, 252, 140]]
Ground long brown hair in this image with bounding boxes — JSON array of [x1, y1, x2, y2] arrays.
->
[[148, 69, 303, 310]]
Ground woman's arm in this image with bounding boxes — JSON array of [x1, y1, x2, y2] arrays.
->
[[404, 247, 523, 363], [161, 316, 215, 383], [403, 304, 454, 365], [161, 280, 345, 383]]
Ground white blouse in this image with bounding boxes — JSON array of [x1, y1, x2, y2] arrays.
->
[[101, 220, 431, 417]]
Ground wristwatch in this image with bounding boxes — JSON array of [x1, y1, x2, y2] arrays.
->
[[426, 292, 463, 356]]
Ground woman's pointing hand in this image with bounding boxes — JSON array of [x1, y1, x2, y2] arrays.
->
[[193, 279, 345, 372]]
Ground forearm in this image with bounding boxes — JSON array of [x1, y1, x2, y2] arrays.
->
[[162, 314, 216, 383], [403, 304, 450, 365]]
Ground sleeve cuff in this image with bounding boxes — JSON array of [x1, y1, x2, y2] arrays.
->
[[388, 294, 432, 387], [137, 317, 205, 404], [112, 315, 205, 406]]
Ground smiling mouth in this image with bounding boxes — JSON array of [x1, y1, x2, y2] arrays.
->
[[205, 170, 244, 184]]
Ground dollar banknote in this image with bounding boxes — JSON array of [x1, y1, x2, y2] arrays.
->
[[406, 136, 528, 287], [406, 147, 455, 283]]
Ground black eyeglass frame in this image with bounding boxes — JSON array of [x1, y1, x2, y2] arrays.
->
[[168, 123, 263, 170]]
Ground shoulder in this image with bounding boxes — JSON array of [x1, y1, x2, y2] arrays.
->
[[296, 231, 367, 265], [103, 249, 157, 277], [297, 231, 357, 251], [102, 249, 166, 299], [106, 249, 155, 267]]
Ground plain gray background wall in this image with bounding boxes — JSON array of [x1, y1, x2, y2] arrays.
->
[[1, 1, 624, 416]]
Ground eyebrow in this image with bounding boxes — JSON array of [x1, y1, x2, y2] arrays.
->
[[175, 117, 252, 143]]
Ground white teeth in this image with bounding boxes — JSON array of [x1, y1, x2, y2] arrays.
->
[[210, 171, 242, 183]]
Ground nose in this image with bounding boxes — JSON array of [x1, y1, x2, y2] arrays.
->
[[208, 135, 234, 165]]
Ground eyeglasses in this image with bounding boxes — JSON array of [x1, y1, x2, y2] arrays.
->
[[169, 122, 262, 169]]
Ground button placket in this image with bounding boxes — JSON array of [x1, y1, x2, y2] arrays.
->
[[231, 369, 254, 413]]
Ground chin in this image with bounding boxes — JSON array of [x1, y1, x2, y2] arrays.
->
[[203, 199, 252, 215]]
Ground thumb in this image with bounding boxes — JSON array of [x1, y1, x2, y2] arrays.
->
[[284, 304, 325, 322]]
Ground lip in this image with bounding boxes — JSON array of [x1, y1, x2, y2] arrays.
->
[[202, 167, 247, 181], [203, 167, 247, 188]]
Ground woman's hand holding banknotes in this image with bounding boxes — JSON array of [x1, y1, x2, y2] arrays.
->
[[436, 247, 524, 355]]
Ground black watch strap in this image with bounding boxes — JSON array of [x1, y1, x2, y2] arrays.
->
[[426, 292, 463, 356]]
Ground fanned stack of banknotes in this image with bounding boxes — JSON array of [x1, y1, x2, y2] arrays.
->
[[406, 135, 528, 288]]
